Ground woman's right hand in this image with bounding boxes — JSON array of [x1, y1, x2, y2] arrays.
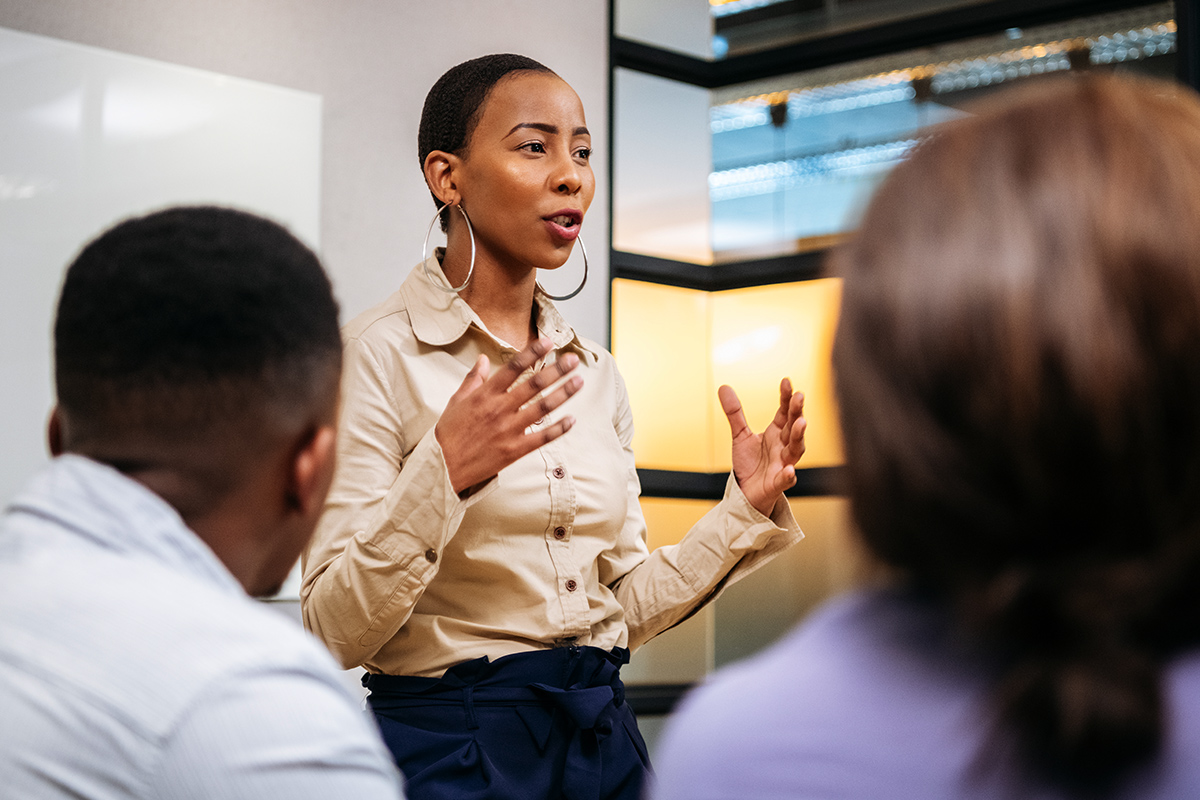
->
[[435, 337, 583, 495]]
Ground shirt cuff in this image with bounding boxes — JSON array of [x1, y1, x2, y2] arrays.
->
[[716, 472, 805, 587]]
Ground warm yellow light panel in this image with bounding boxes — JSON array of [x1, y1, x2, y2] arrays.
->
[[712, 496, 864, 665], [784, 495, 864, 602], [639, 496, 720, 551], [708, 279, 844, 469], [611, 279, 713, 471], [629, 498, 866, 685]]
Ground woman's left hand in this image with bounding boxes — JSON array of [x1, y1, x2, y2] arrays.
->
[[720, 378, 807, 517]]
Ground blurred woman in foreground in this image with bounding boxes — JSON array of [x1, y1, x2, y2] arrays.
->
[[652, 73, 1200, 798]]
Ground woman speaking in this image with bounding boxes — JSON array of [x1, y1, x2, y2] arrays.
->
[[301, 54, 807, 800]]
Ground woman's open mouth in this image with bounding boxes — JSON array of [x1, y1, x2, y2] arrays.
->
[[544, 210, 583, 241]]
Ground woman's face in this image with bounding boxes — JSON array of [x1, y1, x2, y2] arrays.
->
[[454, 71, 595, 273]]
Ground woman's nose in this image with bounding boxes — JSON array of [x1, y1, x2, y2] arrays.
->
[[552, 155, 583, 195]]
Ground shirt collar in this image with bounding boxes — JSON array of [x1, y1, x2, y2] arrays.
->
[[401, 253, 599, 366], [3, 454, 244, 595]]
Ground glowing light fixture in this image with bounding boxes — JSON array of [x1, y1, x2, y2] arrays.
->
[[710, 19, 1176, 134], [612, 277, 844, 473], [709, 139, 918, 202]]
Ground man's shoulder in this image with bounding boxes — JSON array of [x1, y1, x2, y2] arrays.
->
[[0, 548, 345, 739], [0, 552, 400, 799]]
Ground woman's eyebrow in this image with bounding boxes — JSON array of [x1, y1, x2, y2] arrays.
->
[[505, 123, 591, 137]]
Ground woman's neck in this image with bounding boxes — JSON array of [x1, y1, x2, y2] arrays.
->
[[441, 234, 539, 350]]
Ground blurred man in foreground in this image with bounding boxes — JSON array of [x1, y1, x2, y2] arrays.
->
[[0, 206, 405, 799]]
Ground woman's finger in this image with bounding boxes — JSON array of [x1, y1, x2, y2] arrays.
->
[[773, 377, 794, 428], [503, 414, 579, 466], [777, 387, 802, 444], [719, 384, 750, 440], [783, 416, 807, 465], [448, 354, 489, 403], [776, 464, 798, 493], [486, 337, 554, 395], [517, 373, 584, 428], [791, 390, 805, 419], [512, 351, 580, 406], [530, 415, 577, 450]]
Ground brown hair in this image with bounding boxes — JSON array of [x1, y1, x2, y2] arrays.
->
[[832, 74, 1200, 791]]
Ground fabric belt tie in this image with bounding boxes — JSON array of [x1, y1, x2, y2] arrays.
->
[[530, 682, 616, 800], [364, 646, 632, 800]]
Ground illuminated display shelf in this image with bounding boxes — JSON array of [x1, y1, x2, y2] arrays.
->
[[612, 276, 845, 500]]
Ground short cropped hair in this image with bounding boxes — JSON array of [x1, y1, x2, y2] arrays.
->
[[55, 206, 341, 453], [833, 74, 1200, 791], [418, 53, 554, 229]]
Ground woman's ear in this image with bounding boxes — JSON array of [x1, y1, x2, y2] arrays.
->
[[423, 150, 462, 207]]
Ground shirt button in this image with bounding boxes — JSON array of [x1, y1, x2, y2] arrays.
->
[[566, 579, 578, 592], [424, 549, 438, 563], [554, 526, 567, 540], [553, 466, 566, 479]]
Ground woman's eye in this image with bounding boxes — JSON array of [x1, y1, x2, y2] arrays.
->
[[575, 148, 592, 161], [521, 142, 546, 154]]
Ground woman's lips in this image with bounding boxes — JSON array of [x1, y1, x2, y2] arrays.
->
[[543, 212, 582, 242]]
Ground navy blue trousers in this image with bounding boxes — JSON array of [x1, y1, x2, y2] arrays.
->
[[365, 646, 650, 800]]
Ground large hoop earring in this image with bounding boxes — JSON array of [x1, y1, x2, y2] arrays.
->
[[537, 235, 589, 302], [421, 202, 475, 293]]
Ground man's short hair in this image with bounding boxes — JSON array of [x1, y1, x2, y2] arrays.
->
[[54, 206, 341, 453]]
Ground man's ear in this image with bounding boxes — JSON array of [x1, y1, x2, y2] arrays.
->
[[423, 150, 462, 208], [47, 406, 64, 457], [285, 425, 337, 516]]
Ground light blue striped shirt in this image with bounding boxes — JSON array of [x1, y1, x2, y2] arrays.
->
[[0, 455, 405, 799]]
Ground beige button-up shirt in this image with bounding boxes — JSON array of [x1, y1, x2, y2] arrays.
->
[[301, 258, 804, 677]]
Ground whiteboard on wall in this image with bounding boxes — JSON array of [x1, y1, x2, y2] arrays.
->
[[0, 26, 322, 511]]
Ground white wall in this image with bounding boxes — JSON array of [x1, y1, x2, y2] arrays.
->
[[613, 68, 713, 263], [615, 0, 712, 58], [0, 27, 324, 508], [612, 0, 713, 263], [0, 0, 611, 497]]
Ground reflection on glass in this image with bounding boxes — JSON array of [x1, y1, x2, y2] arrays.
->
[[617, 0, 714, 59], [617, 0, 1012, 62], [710, 3, 1176, 257], [614, 68, 714, 263], [711, 0, 991, 58], [710, 71, 954, 254]]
